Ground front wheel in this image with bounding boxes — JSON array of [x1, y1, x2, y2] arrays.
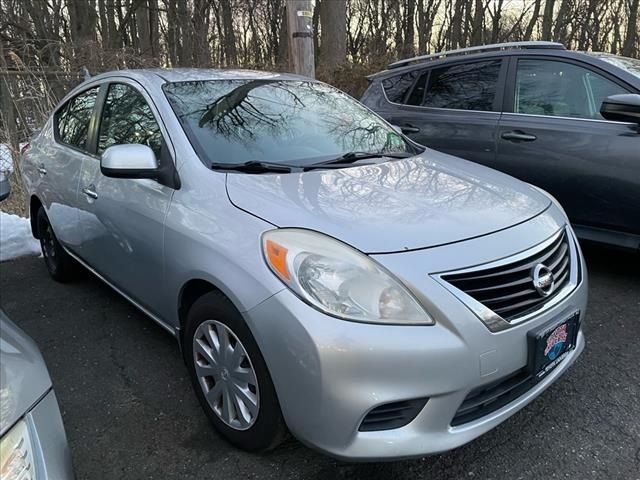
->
[[183, 291, 287, 451], [37, 207, 81, 282]]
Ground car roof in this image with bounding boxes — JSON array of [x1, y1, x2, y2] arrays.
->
[[367, 44, 636, 84], [89, 68, 311, 84]]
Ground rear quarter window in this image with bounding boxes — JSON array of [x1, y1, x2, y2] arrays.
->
[[382, 71, 421, 103]]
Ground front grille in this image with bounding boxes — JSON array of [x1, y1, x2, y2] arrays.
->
[[451, 368, 535, 426], [359, 398, 428, 432], [442, 230, 571, 322]]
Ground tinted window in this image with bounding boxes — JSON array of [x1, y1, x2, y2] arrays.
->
[[56, 88, 99, 150], [515, 59, 629, 119], [406, 72, 428, 105], [382, 71, 420, 103], [421, 60, 501, 111], [164, 80, 412, 167], [98, 83, 162, 158]]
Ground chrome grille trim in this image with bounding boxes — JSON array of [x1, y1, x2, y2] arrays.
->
[[433, 227, 580, 332]]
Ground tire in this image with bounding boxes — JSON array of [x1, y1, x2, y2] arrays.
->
[[183, 291, 287, 452], [37, 207, 81, 283]]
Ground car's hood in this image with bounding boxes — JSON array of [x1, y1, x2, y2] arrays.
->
[[226, 150, 551, 253], [0, 310, 51, 436]]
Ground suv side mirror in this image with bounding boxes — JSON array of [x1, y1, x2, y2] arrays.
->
[[100, 144, 181, 189], [0, 173, 10, 202], [600, 94, 640, 124]]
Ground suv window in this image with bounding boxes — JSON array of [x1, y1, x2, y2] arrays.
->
[[515, 59, 629, 120], [382, 70, 421, 103], [98, 83, 163, 158], [56, 87, 99, 150], [416, 60, 502, 111]]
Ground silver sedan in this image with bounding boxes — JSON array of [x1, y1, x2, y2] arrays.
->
[[20, 69, 587, 460]]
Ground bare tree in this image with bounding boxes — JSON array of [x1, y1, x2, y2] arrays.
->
[[319, 0, 347, 67], [623, 0, 640, 56]]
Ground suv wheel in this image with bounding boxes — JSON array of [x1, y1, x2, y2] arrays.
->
[[183, 291, 287, 451], [37, 207, 81, 282]]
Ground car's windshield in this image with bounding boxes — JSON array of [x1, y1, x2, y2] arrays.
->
[[163, 79, 412, 168], [588, 53, 640, 79]]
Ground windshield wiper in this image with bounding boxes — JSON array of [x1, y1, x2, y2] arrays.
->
[[210, 160, 297, 173], [306, 151, 414, 169]]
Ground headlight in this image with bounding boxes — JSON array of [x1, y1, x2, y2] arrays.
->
[[262, 229, 434, 325], [0, 420, 35, 480]]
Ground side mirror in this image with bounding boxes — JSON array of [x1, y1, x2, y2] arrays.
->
[[600, 94, 640, 124], [101, 144, 158, 179], [0, 173, 10, 202]]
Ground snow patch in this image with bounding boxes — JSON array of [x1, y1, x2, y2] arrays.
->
[[0, 212, 41, 262]]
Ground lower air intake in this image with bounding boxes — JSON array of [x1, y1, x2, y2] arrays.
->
[[359, 398, 428, 432]]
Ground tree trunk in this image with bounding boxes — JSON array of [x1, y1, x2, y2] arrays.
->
[[470, 0, 484, 45], [148, 0, 160, 59], [524, 0, 542, 40], [490, 0, 504, 43], [450, 0, 465, 48], [193, 0, 211, 66], [541, 0, 556, 40], [136, 1, 151, 55], [221, 0, 238, 66], [622, 0, 639, 57], [105, 0, 119, 49], [403, 0, 416, 57], [319, 0, 346, 67], [176, 0, 194, 66], [552, 0, 572, 44], [67, 0, 98, 44], [166, 0, 180, 65]]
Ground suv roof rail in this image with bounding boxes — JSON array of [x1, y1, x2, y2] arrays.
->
[[387, 41, 566, 70]]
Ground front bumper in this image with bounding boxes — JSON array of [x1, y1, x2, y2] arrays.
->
[[244, 215, 588, 461], [22, 390, 74, 478]]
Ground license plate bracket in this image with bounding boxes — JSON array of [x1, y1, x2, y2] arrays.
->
[[527, 311, 580, 381]]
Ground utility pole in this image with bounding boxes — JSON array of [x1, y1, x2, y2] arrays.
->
[[286, 0, 315, 78]]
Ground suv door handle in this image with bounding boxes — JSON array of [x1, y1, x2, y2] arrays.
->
[[37, 164, 47, 175], [501, 130, 537, 142], [82, 185, 98, 200], [401, 124, 420, 134]]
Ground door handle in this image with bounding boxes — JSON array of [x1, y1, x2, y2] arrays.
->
[[37, 164, 47, 175], [82, 186, 98, 200], [401, 125, 420, 134], [501, 130, 537, 142]]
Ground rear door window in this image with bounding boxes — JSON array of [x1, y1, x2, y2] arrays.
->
[[55, 87, 99, 151], [420, 60, 502, 111]]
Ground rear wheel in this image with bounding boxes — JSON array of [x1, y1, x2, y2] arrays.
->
[[37, 207, 81, 282], [183, 291, 287, 451]]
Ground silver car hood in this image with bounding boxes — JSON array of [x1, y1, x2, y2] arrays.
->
[[226, 151, 551, 253], [0, 311, 52, 436]]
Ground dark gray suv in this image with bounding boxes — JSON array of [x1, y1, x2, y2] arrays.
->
[[362, 41, 640, 250]]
